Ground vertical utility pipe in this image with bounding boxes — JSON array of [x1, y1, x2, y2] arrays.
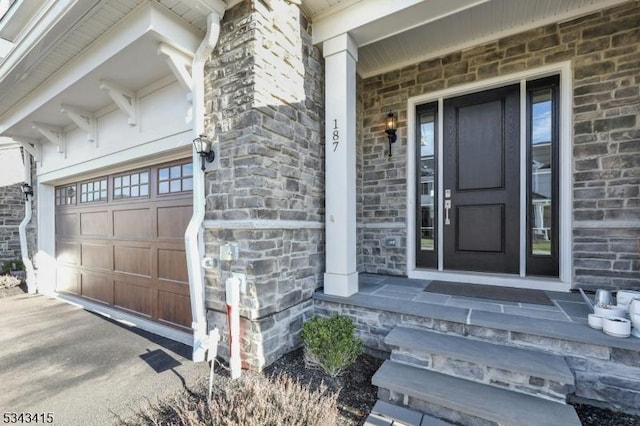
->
[[185, 10, 224, 362], [225, 276, 241, 379], [18, 149, 36, 293]]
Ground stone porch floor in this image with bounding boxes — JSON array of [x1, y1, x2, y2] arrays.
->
[[315, 273, 640, 351], [358, 273, 591, 323]]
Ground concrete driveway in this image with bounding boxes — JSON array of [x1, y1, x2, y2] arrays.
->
[[0, 293, 210, 425]]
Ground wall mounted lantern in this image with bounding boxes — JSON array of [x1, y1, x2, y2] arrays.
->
[[193, 134, 215, 171], [385, 111, 398, 158], [21, 183, 33, 201]]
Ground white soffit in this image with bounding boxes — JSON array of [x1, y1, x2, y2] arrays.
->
[[0, 0, 144, 120], [308, 0, 631, 78]]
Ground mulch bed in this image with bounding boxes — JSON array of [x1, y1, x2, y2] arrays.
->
[[264, 348, 382, 425]]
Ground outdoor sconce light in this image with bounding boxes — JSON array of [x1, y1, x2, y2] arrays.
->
[[21, 183, 33, 201], [385, 111, 398, 158], [193, 134, 215, 171]]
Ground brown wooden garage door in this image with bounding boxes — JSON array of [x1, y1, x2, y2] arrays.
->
[[55, 159, 193, 331]]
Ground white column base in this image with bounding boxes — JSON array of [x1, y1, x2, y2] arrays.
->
[[324, 271, 358, 297]]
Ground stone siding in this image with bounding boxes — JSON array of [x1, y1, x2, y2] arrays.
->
[[358, 2, 640, 288], [202, 0, 324, 369], [0, 183, 25, 263], [316, 299, 640, 415]]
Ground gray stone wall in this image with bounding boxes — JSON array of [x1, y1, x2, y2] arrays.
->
[[358, 2, 640, 288], [0, 183, 25, 263], [202, 0, 324, 369]]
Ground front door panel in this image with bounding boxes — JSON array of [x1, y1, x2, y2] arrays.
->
[[443, 85, 520, 274]]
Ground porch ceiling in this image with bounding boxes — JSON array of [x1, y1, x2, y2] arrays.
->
[[305, 0, 630, 78]]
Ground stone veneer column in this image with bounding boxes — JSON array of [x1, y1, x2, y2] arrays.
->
[[323, 34, 358, 297]]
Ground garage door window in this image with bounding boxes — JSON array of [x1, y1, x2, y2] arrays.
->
[[114, 170, 149, 199], [80, 179, 107, 203], [158, 162, 193, 194], [55, 185, 76, 206]]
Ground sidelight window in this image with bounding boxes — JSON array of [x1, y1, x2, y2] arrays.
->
[[527, 76, 559, 276], [415, 103, 438, 268]]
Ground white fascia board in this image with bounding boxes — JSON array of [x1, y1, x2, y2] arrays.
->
[[0, 2, 201, 134], [312, 0, 423, 45], [36, 131, 191, 184], [180, 0, 226, 16], [0, 37, 14, 59], [312, 0, 491, 47], [0, 135, 19, 148], [352, 0, 490, 47], [0, 0, 51, 40], [147, 2, 203, 56], [0, 0, 48, 40]]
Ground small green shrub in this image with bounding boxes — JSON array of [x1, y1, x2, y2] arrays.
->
[[1, 259, 24, 275], [0, 275, 21, 289], [301, 314, 363, 377]]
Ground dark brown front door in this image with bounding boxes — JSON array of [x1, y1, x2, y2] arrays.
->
[[55, 159, 193, 331], [443, 85, 520, 274]]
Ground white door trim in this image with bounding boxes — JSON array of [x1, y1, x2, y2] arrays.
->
[[406, 61, 573, 291]]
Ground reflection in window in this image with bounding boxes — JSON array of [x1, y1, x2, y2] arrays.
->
[[55, 185, 76, 206], [530, 89, 552, 256], [158, 162, 193, 194], [114, 171, 149, 199], [420, 111, 435, 251], [80, 179, 107, 203]]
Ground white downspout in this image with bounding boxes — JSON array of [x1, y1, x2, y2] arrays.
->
[[18, 149, 36, 293], [185, 9, 224, 362]]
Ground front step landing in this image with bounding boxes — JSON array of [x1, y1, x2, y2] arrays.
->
[[365, 400, 453, 426], [386, 326, 575, 403], [373, 360, 581, 426]]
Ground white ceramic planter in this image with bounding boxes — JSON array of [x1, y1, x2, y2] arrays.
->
[[594, 305, 627, 319], [588, 313, 603, 330], [618, 290, 640, 309], [602, 316, 631, 338], [630, 299, 640, 338]]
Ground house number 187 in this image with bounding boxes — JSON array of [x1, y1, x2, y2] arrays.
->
[[332, 119, 339, 151]]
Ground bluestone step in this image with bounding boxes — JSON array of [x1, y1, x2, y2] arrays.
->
[[372, 360, 581, 426], [366, 401, 454, 426], [386, 326, 575, 402]]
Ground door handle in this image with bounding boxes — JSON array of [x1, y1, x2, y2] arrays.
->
[[444, 200, 451, 225]]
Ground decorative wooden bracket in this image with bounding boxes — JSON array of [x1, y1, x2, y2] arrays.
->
[[12, 137, 42, 163], [32, 122, 65, 155], [99, 79, 137, 126], [157, 43, 194, 93], [60, 104, 97, 143]]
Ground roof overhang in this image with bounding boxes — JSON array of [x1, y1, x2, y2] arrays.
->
[[308, 0, 631, 78], [0, 1, 202, 141]]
